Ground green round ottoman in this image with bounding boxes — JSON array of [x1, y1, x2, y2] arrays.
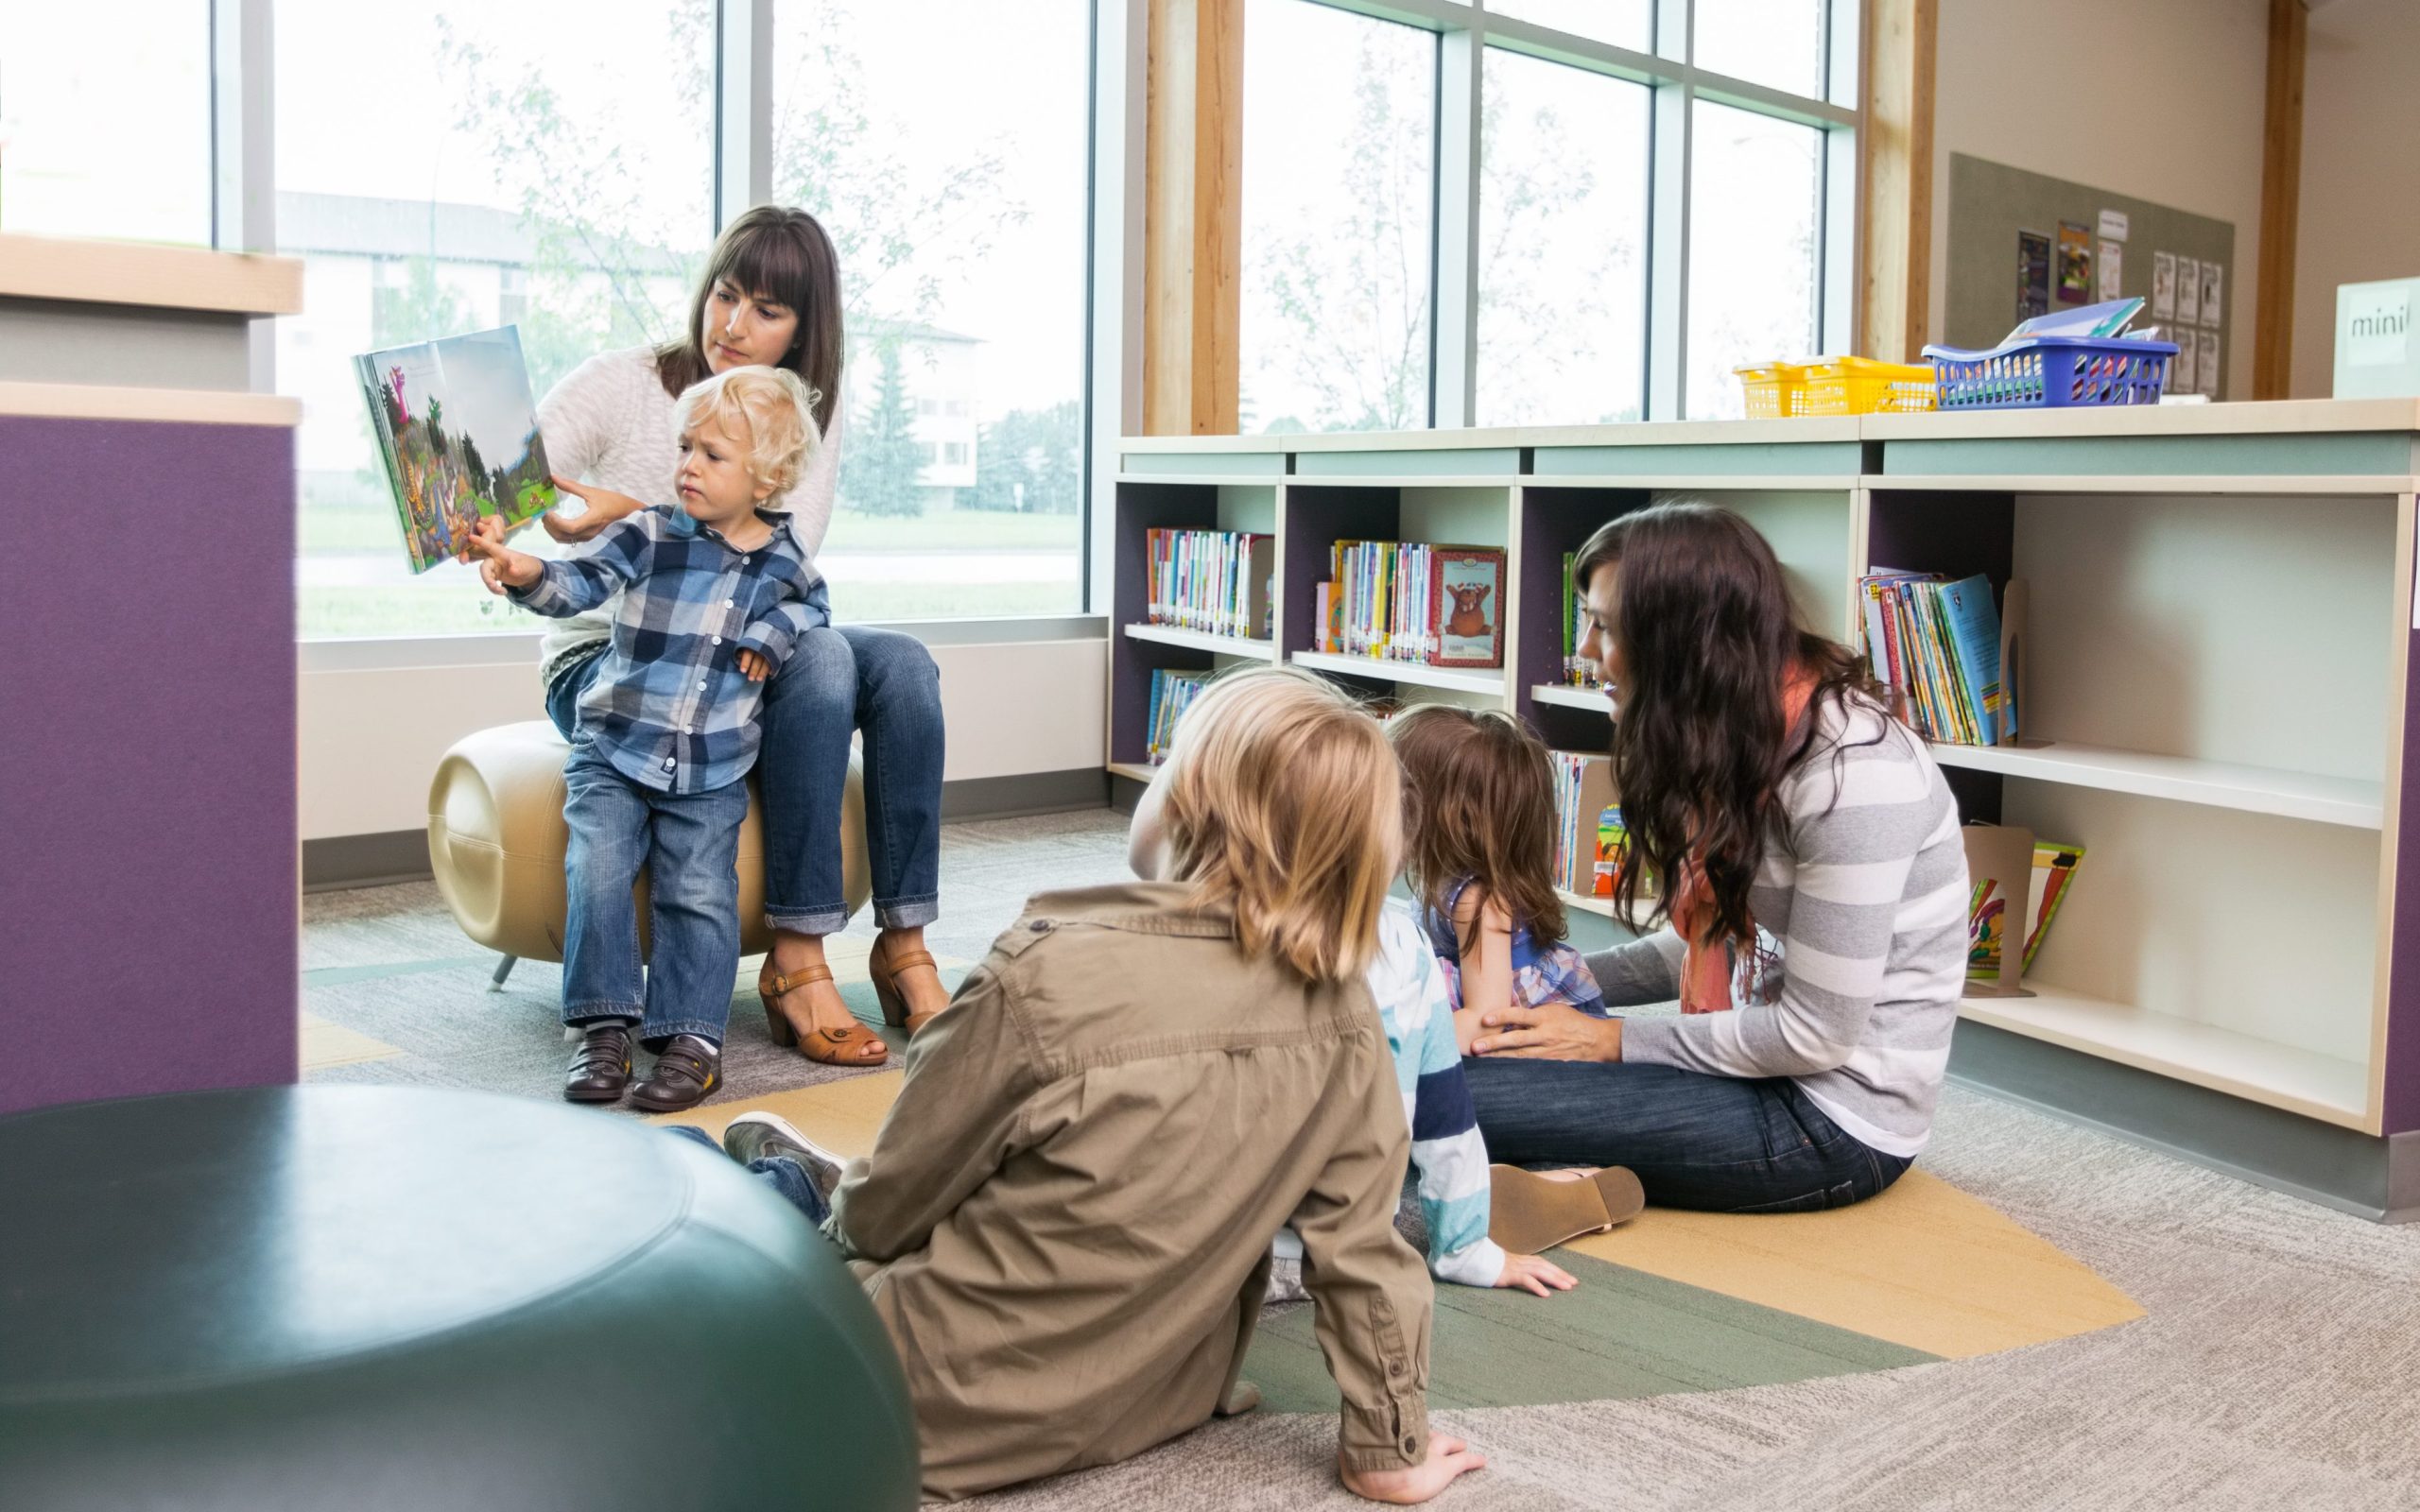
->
[[0, 1086, 920, 1510]]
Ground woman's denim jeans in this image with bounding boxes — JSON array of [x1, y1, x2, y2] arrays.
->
[[546, 621, 945, 936], [560, 745, 749, 1050], [664, 1125, 831, 1225], [1461, 1056, 1912, 1212]]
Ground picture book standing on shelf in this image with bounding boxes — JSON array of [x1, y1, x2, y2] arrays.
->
[[356, 325, 558, 574]]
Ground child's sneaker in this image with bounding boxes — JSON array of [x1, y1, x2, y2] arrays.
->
[[563, 1022, 634, 1104]]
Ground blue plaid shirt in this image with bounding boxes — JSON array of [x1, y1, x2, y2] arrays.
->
[[510, 506, 828, 795]]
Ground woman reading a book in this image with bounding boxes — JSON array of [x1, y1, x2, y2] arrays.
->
[[1460, 502, 1969, 1211], [513, 206, 946, 1073]]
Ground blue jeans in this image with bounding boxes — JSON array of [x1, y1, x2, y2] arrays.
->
[[664, 1125, 831, 1225], [561, 745, 750, 1049], [547, 622, 945, 935], [1461, 1056, 1912, 1212]]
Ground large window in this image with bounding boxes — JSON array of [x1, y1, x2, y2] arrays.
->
[[277, 1, 716, 638], [1476, 47, 1651, 427], [769, 0, 1090, 622], [0, 3, 212, 245], [1247, 0, 1854, 428], [1240, 0, 1436, 434], [1685, 100, 1824, 419]]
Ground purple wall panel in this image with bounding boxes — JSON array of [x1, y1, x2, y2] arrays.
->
[[0, 415, 297, 1112], [2387, 627, 2420, 1135]]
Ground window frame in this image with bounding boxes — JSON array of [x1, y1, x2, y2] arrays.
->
[[1295, 0, 1858, 423], [214, 0, 1112, 648]]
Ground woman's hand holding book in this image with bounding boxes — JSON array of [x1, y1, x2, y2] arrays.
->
[[539, 474, 647, 544]]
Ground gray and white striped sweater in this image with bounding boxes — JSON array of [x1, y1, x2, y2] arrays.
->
[[1589, 696, 1968, 1156]]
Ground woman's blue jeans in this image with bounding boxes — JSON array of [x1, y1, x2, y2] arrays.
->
[[560, 745, 749, 1049], [547, 621, 945, 936], [1461, 1056, 1912, 1212]]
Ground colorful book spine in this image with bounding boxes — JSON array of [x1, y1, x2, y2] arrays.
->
[[1146, 667, 1215, 762], [1143, 529, 1272, 640], [1858, 570, 2013, 747]]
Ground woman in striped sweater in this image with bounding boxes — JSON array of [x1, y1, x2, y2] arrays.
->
[[1461, 502, 1970, 1211]]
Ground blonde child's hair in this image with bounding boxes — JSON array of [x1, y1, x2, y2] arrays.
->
[[671, 365, 822, 497], [1157, 667, 1401, 984]]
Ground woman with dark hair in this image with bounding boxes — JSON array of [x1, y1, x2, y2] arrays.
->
[[1460, 500, 1968, 1211], [516, 205, 945, 1091]]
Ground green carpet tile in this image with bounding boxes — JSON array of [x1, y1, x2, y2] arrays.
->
[[1247, 1248, 1937, 1414]]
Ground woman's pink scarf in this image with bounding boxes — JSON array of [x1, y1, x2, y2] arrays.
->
[[1669, 666, 1816, 1015]]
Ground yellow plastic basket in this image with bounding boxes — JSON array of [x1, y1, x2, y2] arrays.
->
[[1734, 361, 1809, 419], [1802, 355, 1938, 415]]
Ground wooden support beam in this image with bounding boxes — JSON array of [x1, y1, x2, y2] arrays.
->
[[1856, 0, 1936, 365], [1143, 0, 1242, 436], [2255, 0, 2308, 401]]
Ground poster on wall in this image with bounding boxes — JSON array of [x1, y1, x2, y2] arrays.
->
[[2174, 330, 2199, 394], [2199, 330, 2221, 396], [2056, 222, 2093, 304], [2152, 251, 2178, 320], [2098, 208, 2130, 242], [2177, 257, 2202, 324], [2017, 230, 2052, 322], [2098, 241, 2124, 301], [2202, 263, 2224, 327]]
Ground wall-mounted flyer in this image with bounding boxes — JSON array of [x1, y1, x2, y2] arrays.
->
[[2017, 230, 2051, 322], [2152, 251, 2177, 320], [2201, 263, 2224, 328], [2176, 257, 2202, 325]]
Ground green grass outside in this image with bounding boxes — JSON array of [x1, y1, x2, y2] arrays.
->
[[301, 499, 1080, 557], [300, 579, 1078, 640]]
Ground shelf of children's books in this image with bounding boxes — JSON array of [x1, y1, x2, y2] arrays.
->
[[1927, 740, 2383, 830], [1557, 888, 1616, 919], [1121, 623, 1277, 660], [1531, 683, 1610, 712], [1290, 651, 1506, 696], [1959, 984, 2372, 1129]]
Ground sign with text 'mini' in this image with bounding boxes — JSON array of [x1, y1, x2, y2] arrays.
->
[[2335, 277, 2420, 399]]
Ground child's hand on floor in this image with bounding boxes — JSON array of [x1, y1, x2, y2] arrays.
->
[[736, 648, 773, 682], [459, 516, 544, 593], [1493, 1252, 1577, 1298]]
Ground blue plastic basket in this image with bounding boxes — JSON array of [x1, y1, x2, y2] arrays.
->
[[1922, 335, 2181, 411]]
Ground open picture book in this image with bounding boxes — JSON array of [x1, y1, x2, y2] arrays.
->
[[356, 325, 558, 573]]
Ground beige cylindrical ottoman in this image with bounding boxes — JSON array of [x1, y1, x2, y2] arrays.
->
[[428, 721, 871, 966]]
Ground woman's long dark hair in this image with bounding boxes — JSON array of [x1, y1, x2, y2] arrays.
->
[[1573, 501, 1889, 947], [655, 206, 843, 436]]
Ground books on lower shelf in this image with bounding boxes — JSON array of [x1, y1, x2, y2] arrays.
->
[[1314, 542, 1505, 668], [1967, 834, 2084, 985], [1145, 668, 1214, 763], [1146, 529, 1273, 641], [1549, 751, 1644, 898], [1558, 552, 1604, 688], [1859, 570, 2018, 746]]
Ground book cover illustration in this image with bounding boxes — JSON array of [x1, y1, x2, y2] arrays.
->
[[356, 325, 558, 574], [1428, 548, 1505, 668], [1968, 840, 2084, 982]]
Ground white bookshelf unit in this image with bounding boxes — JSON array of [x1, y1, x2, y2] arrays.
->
[[1111, 403, 2420, 1221]]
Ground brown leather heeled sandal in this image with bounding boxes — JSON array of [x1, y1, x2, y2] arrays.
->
[[758, 962, 888, 1066], [868, 938, 947, 1036]]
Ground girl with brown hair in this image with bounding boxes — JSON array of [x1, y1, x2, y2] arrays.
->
[[1461, 501, 1969, 1212], [483, 206, 949, 1105]]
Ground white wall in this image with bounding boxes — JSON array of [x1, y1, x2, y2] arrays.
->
[[301, 634, 1108, 840], [1929, 0, 2272, 397], [2290, 0, 2420, 398]]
